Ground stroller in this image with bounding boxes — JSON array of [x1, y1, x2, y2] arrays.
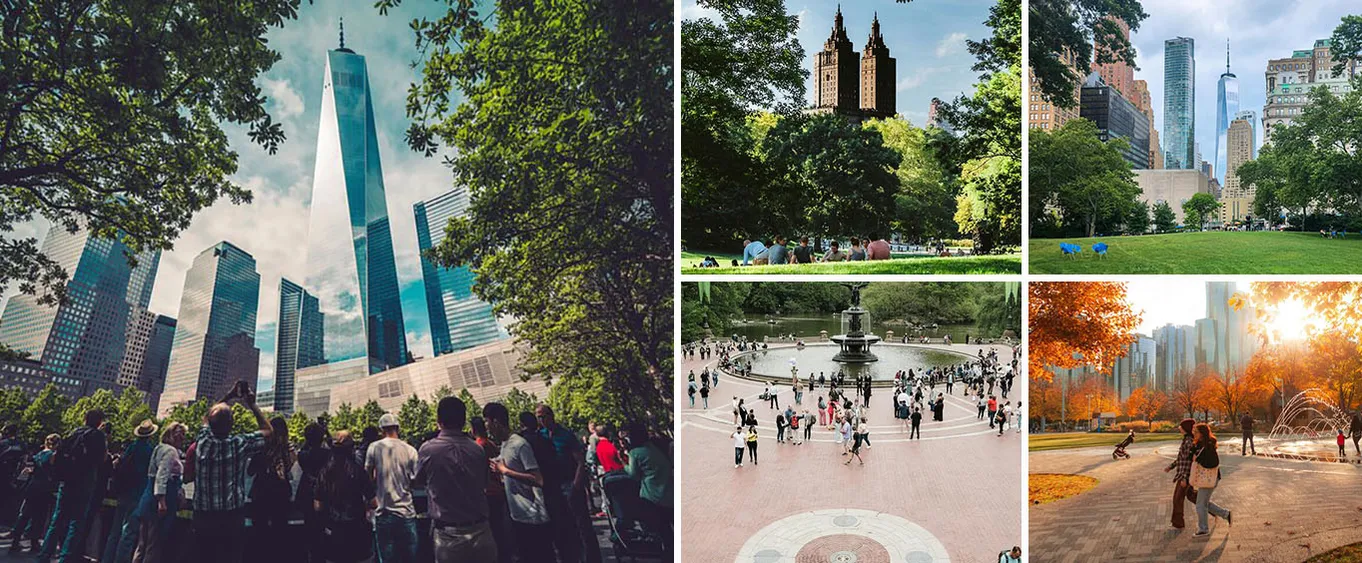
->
[[601, 471, 667, 561], [1112, 430, 1134, 460]]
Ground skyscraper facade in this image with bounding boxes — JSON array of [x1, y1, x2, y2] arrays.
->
[[158, 242, 261, 414], [1220, 118, 1256, 224], [273, 278, 323, 413], [1263, 39, 1358, 143], [1028, 49, 1083, 131], [0, 224, 160, 399], [415, 188, 505, 356], [301, 30, 409, 373], [1079, 73, 1150, 169], [1093, 17, 1135, 100], [1163, 37, 1196, 169], [811, 7, 895, 122], [1234, 109, 1258, 158], [1214, 40, 1239, 185]]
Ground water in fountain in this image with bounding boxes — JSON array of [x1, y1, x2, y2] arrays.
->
[[1269, 389, 1350, 440]]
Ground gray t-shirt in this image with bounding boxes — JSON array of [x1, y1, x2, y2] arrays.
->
[[365, 437, 418, 519], [500, 434, 549, 525]]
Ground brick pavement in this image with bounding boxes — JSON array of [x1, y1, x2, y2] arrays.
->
[[1030, 441, 1362, 562], [681, 346, 1023, 563]]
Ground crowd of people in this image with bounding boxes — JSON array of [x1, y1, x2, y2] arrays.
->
[[736, 236, 895, 266], [0, 382, 673, 563]]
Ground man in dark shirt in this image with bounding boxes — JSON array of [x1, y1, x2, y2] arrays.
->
[[416, 397, 497, 561], [792, 237, 814, 264], [767, 236, 789, 265], [537, 404, 602, 562], [0, 424, 26, 515], [1240, 413, 1255, 456], [36, 409, 107, 563]]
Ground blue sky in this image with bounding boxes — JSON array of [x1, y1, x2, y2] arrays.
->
[[1126, 0, 1356, 164], [1, 2, 473, 391], [681, 0, 996, 126]]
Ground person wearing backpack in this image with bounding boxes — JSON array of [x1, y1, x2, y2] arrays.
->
[[0, 424, 27, 520], [35, 408, 107, 563], [102, 419, 157, 563], [9, 433, 59, 553]]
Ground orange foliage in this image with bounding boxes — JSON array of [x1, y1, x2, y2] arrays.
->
[[1124, 386, 1167, 424], [1029, 282, 1142, 382]]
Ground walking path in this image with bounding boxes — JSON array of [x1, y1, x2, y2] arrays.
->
[[1030, 441, 1362, 562], [681, 346, 1023, 563]]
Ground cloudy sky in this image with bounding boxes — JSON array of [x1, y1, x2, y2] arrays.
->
[[1126, 0, 1356, 164], [1125, 280, 1220, 335], [681, 0, 996, 126], [1, 2, 466, 392]]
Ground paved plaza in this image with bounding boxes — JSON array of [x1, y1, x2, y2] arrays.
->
[[681, 344, 1024, 563], [1030, 440, 1362, 562]]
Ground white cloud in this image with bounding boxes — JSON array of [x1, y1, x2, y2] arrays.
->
[[406, 330, 433, 361], [261, 78, 304, 120], [935, 32, 968, 58], [897, 67, 946, 92]]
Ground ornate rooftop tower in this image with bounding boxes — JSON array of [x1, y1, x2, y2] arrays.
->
[[860, 12, 896, 118], [814, 5, 860, 113]]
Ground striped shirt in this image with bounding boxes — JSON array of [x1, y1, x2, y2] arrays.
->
[[192, 425, 266, 512]]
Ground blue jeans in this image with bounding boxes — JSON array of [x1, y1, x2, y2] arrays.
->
[[1195, 486, 1229, 533], [102, 487, 146, 563], [36, 482, 94, 563], [373, 513, 417, 563]]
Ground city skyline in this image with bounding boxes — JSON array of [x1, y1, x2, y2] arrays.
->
[[1129, 0, 1357, 167], [680, 0, 995, 127], [0, 3, 469, 394]]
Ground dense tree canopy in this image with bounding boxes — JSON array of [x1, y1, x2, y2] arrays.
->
[[1029, 0, 1147, 108], [1182, 193, 1221, 231], [1029, 119, 1142, 237], [0, 0, 303, 305], [390, 0, 672, 433], [1029, 282, 1141, 382]]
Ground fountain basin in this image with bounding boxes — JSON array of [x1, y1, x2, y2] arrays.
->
[[732, 343, 973, 382]]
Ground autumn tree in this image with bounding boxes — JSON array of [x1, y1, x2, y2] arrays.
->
[[1029, 376, 1064, 432], [1029, 282, 1141, 382], [1170, 367, 1209, 419], [1124, 386, 1166, 426], [1206, 370, 1262, 423], [1307, 331, 1362, 412]]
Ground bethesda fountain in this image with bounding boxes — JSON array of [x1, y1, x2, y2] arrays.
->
[[830, 282, 881, 363]]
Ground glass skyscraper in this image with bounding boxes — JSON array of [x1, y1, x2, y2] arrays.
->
[[1163, 37, 1196, 170], [0, 224, 159, 398], [301, 32, 408, 373], [158, 241, 260, 414], [273, 277, 323, 413], [415, 187, 505, 355], [1214, 40, 1238, 184]]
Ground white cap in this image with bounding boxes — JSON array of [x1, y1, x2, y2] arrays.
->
[[378, 413, 400, 429]]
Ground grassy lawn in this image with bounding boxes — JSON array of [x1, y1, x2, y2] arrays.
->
[[1028, 432, 1184, 451], [1306, 542, 1362, 562], [679, 251, 1021, 275], [1029, 231, 1362, 274], [1029, 473, 1099, 505]]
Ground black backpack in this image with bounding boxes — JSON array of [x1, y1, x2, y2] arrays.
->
[[51, 427, 95, 483]]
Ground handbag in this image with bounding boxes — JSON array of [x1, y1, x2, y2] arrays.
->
[[1190, 460, 1218, 489]]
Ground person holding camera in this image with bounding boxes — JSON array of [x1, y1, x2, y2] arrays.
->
[[192, 381, 272, 563]]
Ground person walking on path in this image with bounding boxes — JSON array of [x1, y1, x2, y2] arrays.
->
[[732, 427, 746, 468], [1351, 413, 1362, 456], [775, 411, 787, 444], [367, 413, 419, 563], [910, 408, 922, 440], [1240, 413, 1255, 456], [802, 410, 814, 444], [1164, 418, 1199, 529], [987, 395, 998, 429], [36, 409, 107, 563], [687, 381, 696, 407], [745, 426, 759, 465], [977, 395, 987, 420], [1339, 429, 1348, 458], [700, 383, 710, 409], [844, 419, 866, 466], [1191, 423, 1232, 536]]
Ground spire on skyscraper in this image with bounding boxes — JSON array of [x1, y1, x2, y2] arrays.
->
[[339, 17, 345, 50], [1226, 37, 1230, 73]]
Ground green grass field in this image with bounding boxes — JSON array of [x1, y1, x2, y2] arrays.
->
[[1030, 231, 1362, 274], [679, 251, 1021, 275], [1028, 432, 1184, 451]]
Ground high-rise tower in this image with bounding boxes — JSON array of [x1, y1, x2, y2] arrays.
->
[[273, 278, 322, 413], [415, 188, 505, 356], [1163, 37, 1196, 169], [301, 20, 409, 373], [1214, 39, 1239, 184], [859, 12, 895, 118], [0, 224, 160, 400], [814, 5, 860, 114], [158, 241, 260, 414]]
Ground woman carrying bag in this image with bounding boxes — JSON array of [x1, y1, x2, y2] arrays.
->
[[1190, 422, 1233, 536]]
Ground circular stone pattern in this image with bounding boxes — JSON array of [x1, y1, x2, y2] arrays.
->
[[735, 509, 951, 563], [795, 536, 889, 563]]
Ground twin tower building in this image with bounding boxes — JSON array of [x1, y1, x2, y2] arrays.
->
[[811, 7, 897, 122], [0, 30, 502, 416]]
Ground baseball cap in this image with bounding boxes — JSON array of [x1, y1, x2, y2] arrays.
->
[[378, 413, 400, 429]]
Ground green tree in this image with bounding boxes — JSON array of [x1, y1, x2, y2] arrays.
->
[[1125, 200, 1151, 235], [0, 387, 31, 428], [1182, 193, 1221, 231], [63, 389, 118, 437], [680, 0, 806, 250], [863, 119, 957, 241], [21, 385, 69, 443], [681, 282, 750, 343], [500, 388, 541, 425], [762, 114, 900, 239], [357, 400, 386, 432], [456, 389, 483, 423], [0, 0, 303, 304], [111, 387, 153, 442], [1329, 15, 1362, 75], [862, 283, 981, 326], [395, 0, 673, 432], [331, 403, 357, 434], [977, 285, 1023, 338], [397, 395, 434, 444], [1029, 119, 1141, 237], [164, 401, 211, 435], [1151, 201, 1177, 233], [287, 410, 312, 445], [1029, 0, 1147, 108]]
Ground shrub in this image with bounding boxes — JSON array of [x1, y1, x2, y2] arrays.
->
[[1114, 420, 1150, 433], [1150, 420, 1177, 433]]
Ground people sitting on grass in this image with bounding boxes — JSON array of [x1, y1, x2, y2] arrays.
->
[[848, 238, 866, 261], [822, 241, 848, 262], [792, 237, 815, 264], [866, 236, 891, 260]]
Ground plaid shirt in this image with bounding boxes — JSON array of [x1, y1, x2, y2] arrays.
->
[[192, 425, 266, 512], [1170, 434, 1194, 482]]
